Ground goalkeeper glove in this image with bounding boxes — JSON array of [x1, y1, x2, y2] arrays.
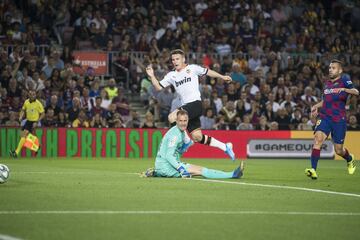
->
[[177, 165, 191, 178]]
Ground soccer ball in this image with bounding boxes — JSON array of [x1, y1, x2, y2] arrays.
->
[[0, 164, 10, 184]]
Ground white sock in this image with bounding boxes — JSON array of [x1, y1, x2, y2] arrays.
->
[[183, 131, 191, 144], [209, 137, 226, 151]]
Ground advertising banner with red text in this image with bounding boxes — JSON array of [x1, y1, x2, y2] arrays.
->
[[1, 128, 359, 159], [72, 51, 108, 75]]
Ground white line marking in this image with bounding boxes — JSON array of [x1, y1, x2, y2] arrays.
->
[[0, 210, 359, 216], [11, 172, 360, 198], [0, 234, 24, 240], [15, 172, 138, 175], [190, 178, 360, 198]]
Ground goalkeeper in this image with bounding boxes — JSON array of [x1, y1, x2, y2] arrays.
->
[[143, 110, 244, 178], [10, 90, 44, 158]]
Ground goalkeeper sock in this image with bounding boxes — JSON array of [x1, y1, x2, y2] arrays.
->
[[15, 137, 26, 155], [341, 148, 352, 162], [201, 168, 233, 179], [310, 148, 320, 170]]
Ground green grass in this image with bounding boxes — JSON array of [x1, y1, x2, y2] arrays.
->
[[0, 158, 359, 240]]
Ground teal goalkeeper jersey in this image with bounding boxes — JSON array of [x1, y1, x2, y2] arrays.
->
[[155, 125, 184, 169]]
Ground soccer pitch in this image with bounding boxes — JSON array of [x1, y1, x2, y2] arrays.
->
[[0, 158, 359, 240]]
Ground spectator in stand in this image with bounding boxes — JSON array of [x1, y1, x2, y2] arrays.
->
[[237, 114, 254, 130], [126, 110, 141, 128], [241, 75, 259, 96], [256, 115, 270, 131], [215, 36, 231, 57], [4, 111, 19, 127], [42, 108, 57, 127], [100, 88, 111, 110], [45, 94, 62, 117], [274, 108, 291, 130], [219, 101, 238, 130], [89, 79, 101, 98], [200, 108, 216, 130], [104, 78, 118, 101], [90, 96, 107, 118], [297, 116, 313, 130], [230, 62, 247, 86], [280, 92, 297, 110], [348, 115, 360, 130], [157, 87, 174, 122], [301, 86, 318, 111], [141, 111, 156, 129], [72, 109, 89, 128], [226, 82, 239, 101], [265, 93, 281, 113], [35, 28, 50, 45], [7, 78, 21, 98], [248, 51, 261, 72], [66, 97, 81, 123], [41, 57, 56, 79], [90, 113, 107, 128], [269, 121, 279, 130], [290, 108, 302, 130]]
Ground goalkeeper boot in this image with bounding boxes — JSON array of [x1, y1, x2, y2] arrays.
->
[[179, 140, 194, 154], [305, 168, 318, 180], [347, 154, 356, 175], [9, 150, 17, 158], [225, 143, 235, 161], [232, 161, 245, 179], [142, 168, 155, 178]]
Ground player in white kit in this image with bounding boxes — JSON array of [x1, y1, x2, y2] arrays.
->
[[145, 49, 235, 160]]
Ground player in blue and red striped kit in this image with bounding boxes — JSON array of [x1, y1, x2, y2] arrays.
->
[[306, 59, 359, 179]]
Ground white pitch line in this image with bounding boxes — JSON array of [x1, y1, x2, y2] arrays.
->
[[0, 210, 359, 216], [0, 234, 24, 240], [10, 172, 360, 198], [190, 178, 360, 198], [14, 172, 138, 175]]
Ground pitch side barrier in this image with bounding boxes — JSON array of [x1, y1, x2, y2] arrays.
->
[[0, 128, 359, 160]]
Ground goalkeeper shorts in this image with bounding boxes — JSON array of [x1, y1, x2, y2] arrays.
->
[[155, 161, 190, 178]]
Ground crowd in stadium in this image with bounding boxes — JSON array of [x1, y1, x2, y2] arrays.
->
[[0, 0, 359, 130]]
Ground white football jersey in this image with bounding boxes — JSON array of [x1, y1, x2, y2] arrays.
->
[[159, 64, 208, 105]]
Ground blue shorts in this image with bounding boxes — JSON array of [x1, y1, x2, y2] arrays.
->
[[314, 118, 346, 144]]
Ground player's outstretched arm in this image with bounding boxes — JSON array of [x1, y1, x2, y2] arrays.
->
[[206, 69, 232, 82], [311, 100, 323, 118], [145, 65, 162, 91], [342, 88, 359, 96]]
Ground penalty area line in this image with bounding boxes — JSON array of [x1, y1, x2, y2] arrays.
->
[[190, 178, 360, 198]]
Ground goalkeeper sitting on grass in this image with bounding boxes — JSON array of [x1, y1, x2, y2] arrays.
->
[[143, 110, 244, 178]]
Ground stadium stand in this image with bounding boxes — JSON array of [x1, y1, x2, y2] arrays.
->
[[0, 0, 359, 130]]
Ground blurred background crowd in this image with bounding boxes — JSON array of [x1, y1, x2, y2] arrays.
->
[[0, 0, 359, 130]]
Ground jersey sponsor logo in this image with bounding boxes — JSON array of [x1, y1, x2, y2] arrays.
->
[[324, 89, 339, 94], [315, 119, 321, 127], [168, 136, 177, 147], [175, 77, 191, 87]]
